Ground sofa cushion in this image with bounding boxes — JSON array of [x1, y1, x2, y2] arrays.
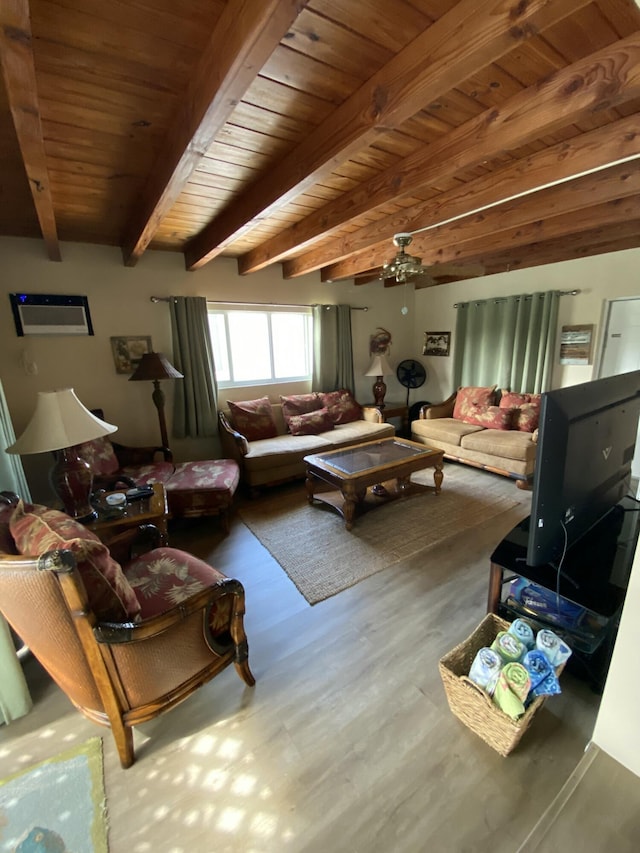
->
[[125, 547, 232, 637], [411, 417, 484, 447], [228, 396, 278, 441], [460, 428, 536, 463], [461, 404, 514, 430], [120, 461, 176, 485], [287, 407, 335, 436], [499, 392, 542, 432], [320, 389, 363, 424], [76, 435, 120, 476], [10, 501, 141, 621], [453, 386, 497, 421], [327, 419, 395, 447]]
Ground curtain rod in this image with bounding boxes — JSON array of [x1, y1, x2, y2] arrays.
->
[[453, 289, 580, 308], [150, 296, 368, 310]]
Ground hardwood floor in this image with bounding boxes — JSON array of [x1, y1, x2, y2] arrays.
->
[[1, 467, 606, 852]]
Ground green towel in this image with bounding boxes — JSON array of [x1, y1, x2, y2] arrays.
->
[[491, 631, 525, 663], [493, 662, 531, 719]]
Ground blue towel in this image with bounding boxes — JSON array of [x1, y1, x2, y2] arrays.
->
[[522, 650, 553, 690], [508, 618, 535, 650], [468, 647, 502, 695], [536, 629, 572, 667]]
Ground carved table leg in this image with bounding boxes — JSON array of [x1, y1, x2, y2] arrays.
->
[[305, 473, 316, 505], [433, 462, 444, 495]]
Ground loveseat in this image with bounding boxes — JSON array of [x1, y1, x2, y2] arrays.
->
[[410, 386, 539, 488], [219, 391, 395, 490]]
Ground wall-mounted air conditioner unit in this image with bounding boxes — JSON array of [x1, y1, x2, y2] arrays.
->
[[9, 293, 94, 336]]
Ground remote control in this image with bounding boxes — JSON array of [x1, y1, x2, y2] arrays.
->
[[126, 486, 154, 502]]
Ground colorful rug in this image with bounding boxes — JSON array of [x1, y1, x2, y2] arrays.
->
[[0, 737, 108, 852], [239, 464, 531, 605]]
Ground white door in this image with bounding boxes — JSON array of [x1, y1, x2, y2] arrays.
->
[[598, 297, 640, 480]]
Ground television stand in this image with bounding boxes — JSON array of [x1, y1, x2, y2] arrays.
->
[[488, 498, 640, 692]]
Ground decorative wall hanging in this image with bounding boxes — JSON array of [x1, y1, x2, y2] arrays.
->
[[559, 324, 594, 365], [110, 336, 153, 374], [423, 331, 450, 356], [369, 327, 392, 354]]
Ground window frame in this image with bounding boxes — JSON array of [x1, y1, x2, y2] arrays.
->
[[208, 303, 313, 389]]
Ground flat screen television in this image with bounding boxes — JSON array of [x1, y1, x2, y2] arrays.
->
[[527, 369, 640, 567]]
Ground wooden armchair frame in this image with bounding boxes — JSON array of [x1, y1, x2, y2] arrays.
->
[[0, 522, 254, 768]]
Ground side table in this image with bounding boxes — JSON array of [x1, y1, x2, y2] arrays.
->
[[86, 482, 169, 545]]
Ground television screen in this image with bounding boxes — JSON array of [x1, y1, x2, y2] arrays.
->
[[527, 370, 640, 567]]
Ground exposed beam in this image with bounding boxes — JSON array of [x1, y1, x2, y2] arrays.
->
[[0, 0, 60, 261], [322, 160, 640, 281], [186, 0, 590, 270], [121, 0, 308, 267], [280, 35, 640, 279]]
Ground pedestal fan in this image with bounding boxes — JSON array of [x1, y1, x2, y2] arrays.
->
[[396, 359, 427, 408]]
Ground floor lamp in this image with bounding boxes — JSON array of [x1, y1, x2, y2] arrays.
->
[[129, 352, 183, 450], [5, 388, 117, 521]]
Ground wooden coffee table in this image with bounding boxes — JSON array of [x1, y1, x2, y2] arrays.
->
[[304, 437, 444, 530]]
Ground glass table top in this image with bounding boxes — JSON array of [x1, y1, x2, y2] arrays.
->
[[312, 439, 433, 475]]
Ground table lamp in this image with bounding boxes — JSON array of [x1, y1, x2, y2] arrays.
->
[[5, 388, 117, 522], [365, 353, 393, 408], [128, 352, 183, 449]]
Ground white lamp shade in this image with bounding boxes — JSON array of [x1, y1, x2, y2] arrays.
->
[[365, 354, 393, 377], [6, 388, 117, 455]]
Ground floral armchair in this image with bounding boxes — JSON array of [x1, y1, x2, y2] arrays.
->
[[0, 492, 254, 768]]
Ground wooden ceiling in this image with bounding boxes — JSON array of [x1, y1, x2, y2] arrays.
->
[[2, 0, 640, 289]]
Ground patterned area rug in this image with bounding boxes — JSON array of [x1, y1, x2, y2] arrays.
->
[[0, 737, 108, 852], [239, 464, 531, 605]]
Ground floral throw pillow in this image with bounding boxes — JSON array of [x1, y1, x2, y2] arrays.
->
[[320, 390, 363, 424], [452, 386, 497, 420], [287, 407, 334, 436], [75, 435, 120, 476], [228, 396, 278, 441], [10, 501, 141, 622], [280, 393, 322, 420], [461, 404, 513, 430], [499, 392, 542, 432]]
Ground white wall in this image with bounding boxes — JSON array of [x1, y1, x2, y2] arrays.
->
[[412, 249, 640, 402]]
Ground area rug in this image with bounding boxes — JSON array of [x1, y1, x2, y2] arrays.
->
[[0, 737, 108, 852], [239, 466, 530, 604]]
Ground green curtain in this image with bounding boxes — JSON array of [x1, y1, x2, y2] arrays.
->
[[453, 290, 560, 393], [312, 304, 355, 392], [169, 296, 219, 440]]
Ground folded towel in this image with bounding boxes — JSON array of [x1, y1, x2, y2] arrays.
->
[[468, 647, 502, 695], [531, 670, 562, 698], [508, 618, 535, 650], [536, 629, 572, 667], [493, 662, 531, 719], [522, 650, 553, 690], [491, 631, 525, 663]]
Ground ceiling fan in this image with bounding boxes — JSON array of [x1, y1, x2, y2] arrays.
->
[[378, 232, 484, 287]]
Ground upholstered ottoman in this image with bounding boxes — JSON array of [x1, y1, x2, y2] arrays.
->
[[163, 460, 240, 530]]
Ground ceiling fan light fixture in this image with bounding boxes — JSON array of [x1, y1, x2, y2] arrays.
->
[[380, 232, 427, 283]]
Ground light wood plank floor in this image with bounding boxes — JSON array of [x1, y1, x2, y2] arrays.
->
[[1, 467, 608, 852]]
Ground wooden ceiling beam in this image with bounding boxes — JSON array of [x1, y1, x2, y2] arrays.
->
[[0, 0, 60, 261], [322, 159, 640, 281], [186, 0, 590, 270], [280, 34, 640, 279], [120, 0, 308, 267]]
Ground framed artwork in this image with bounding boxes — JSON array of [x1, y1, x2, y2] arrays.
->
[[110, 335, 152, 374], [423, 331, 450, 357], [559, 324, 594, 365]]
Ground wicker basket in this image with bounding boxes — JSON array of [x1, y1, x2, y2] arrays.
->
[[438, 613, 561, 756]]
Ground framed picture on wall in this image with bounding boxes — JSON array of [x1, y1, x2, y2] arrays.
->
[[423, 331, 450, 356], [110, 336, 152, 374]]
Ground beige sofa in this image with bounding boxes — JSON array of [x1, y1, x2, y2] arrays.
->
[[219, 400, 395, 490], [410, 390, 538, 488]]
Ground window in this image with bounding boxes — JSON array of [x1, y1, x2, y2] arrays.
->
[[208, 304, 313, 388]]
